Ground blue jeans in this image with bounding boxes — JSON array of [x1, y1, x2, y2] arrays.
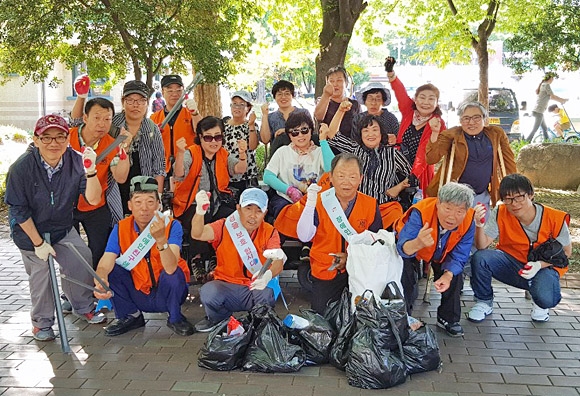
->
[[470, 249, 561, 309], [200, 280, 275, 322]]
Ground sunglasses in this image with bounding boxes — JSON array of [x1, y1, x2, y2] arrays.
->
[[201, 134, 223, 142], [288, 127, 311, 137]]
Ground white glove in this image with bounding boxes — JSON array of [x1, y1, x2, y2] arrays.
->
[[250, 269, 272, 291], [185, 98, 198, 113], [195, 190, 211, 215], [34, 241, 56, 261], [520, 261, 542, 280], [306, 183, 322, 207], [82, 146, 97, 175], [263, 248, 285, 261]]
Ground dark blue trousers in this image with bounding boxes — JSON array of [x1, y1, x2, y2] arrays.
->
[[108, 265, 188, 323]]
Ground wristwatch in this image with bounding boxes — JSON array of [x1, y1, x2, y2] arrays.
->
[[157, 243, 169, 252]]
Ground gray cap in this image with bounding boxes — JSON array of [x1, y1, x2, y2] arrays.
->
[[130, 176, 158, 193], [231, 90, 253, 105], [358, 82, 391, 106]]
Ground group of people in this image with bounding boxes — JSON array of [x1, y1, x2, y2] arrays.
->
[[4, 58, 571, 343]]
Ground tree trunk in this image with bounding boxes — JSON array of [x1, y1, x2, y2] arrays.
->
[[315, 0, 367, 97], [475, 39, 489, 111], [195, 83, 222, 118]]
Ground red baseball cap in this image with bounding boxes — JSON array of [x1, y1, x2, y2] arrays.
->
[[34, 115, 70, 136]]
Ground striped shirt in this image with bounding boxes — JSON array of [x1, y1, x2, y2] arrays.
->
[[327, 134, 412, 204]]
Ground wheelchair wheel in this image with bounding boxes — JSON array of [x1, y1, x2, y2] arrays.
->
[[297, 262, 314, 293]]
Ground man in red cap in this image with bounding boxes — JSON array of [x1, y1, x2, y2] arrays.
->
[[4, 115, 106, 342]]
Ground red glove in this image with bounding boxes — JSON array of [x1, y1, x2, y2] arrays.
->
[[75, 75, 91, 98], [118, 146, 127, 161]]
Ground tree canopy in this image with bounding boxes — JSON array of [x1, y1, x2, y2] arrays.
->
[[0, 0, 257, 88], [505, 0, 580, 74]]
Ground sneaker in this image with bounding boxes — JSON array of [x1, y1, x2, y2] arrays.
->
[[194, 318, 221, 333], [105, 314, 146, 337], [61, 294, 72, 314], [167, 316, 195, 336], [467, 302, 493, 323], [437, 317, 464, 337], [531, 303, 550, 322], [32, 327, 56, 341], [75, 308, 107, 324], [299, 245, 311, 262]]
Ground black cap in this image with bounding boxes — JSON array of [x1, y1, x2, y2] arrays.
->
[[161, 75, 184, 88], [123, 80, 150, 98]]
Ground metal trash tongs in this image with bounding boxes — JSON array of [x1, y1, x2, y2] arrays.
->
[[255, 258, 273, 279], [62, 242, 114, 297]]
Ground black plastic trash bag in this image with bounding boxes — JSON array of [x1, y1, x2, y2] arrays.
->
[[357, 287, 409, 351], [328, 312, 356, 370], [403, 326, 441, 374], [242, 305, 305, 373], [286, 309, 336, 365], [198, 315, 253, 371], [324, 288, 352, 333], [346, 325, 407, 389]]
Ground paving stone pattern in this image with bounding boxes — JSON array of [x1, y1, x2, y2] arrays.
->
[[0, 224, 579, 396]]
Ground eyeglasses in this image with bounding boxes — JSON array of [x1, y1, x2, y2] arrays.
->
[[38, 135, 68, 144], [366, 98, 384, 104], [230, 103, 247, 109], [503, 193, 527, 205], [124, 98, 147, 105], [460, 115, 483, 123], [275, 91, 293, 98], [288, 127, 310, 137], [165, 88, 183, 95], [201, 134, 223, 142]]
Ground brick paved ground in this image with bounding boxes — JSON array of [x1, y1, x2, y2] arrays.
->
[[1, 224, 579, 396]]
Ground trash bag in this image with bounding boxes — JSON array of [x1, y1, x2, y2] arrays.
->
[[198, 315, 253, 371], [356, 287, 409, 351], [346, 326, 407, 389], [286, 309, 336, 365], [403, 326, 441, 374], [328, 311, 356, 371], [324, 287, 351, 333], [242, 305, 306, 373]]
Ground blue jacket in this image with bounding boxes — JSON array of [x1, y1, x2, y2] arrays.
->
[[5, 145, 87, 251]]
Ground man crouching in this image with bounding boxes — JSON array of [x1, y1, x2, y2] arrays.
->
[[94, 176, 194, 336]]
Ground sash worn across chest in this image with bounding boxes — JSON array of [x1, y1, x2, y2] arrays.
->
[[320, 188, 358, 239]]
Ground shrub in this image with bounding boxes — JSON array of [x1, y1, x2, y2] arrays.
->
[[254, 144, 266, 178], [510, 139, 529, 159], [11, 133, 28, 144]]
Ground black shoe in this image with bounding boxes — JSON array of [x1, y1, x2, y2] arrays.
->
[[299, 246, 311, 262], [437, 317, 464, 337], [167, 317, 195, 336], [194, 317, 220, 333], [104, 314, 145, 337]]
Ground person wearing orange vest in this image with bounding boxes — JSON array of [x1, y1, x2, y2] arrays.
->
[[190, 188, 285, 333], [70, 98, 131, 269], [468, 174, 571, 324], [297, 153, 383, 314], [94, 176, 193, 337], [395, 182, 475, 337], [172, 116, 247, 282], [150, 74, 201, 176]]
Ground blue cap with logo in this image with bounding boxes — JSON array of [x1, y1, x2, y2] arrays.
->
[[239, 188, 268, 213]]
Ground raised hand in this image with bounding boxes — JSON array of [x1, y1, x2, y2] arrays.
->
[[150, 212, 166, 241], [338, 99, 352, 113], [323, 83, 334, 97], [195, 190, 211, 215], [429, 117, 441, 134], [474, 202, 487, 228], [185, 98, 198, 114], [261, 103, 270, 115], [319, 123, 330, 140], [306, 183, 322, 207], [82, 146, 97, 175], [414, 222, 434, 250], [248, 111, 256, 126], [237, 139, 247, 154], [286, 186, 303, 203], [75, 74, 91, 98], [384, 57, 396, 73], [176, 137, 188, 152]]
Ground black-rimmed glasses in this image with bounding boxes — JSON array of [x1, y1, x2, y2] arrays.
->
[[503, 193, 527, 205], [38, 135, 68, 144]]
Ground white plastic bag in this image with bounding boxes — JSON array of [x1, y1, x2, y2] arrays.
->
[[346, 230, 403, 308]]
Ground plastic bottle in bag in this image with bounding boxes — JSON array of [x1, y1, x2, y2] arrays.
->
[[412, 189, 423, 205], [283, 314, 310, 329]]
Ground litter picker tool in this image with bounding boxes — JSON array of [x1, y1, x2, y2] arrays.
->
[[95, 134, 127, 163], [255, 258, 273, 279], [63, 242, 114, 296], [45, 233, 71, 354], [159, 72, 205, 131]]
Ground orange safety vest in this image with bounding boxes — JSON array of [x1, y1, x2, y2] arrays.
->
[[69, 126, 117, 211], [273, 172, 332, 239], [395, 198, 474, 263], [379, 201, 404, 230], [150, 107, 195, 174], [117, 215, 190, 294], [213, 220, 278, 286], [172, 144, 231, 217], [310, 192, 378, 281], [496, 203, 570, 277]]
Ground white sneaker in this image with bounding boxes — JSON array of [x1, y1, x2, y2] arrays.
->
[[468, 301, 493, 322], [531, 303, 549, 322]]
